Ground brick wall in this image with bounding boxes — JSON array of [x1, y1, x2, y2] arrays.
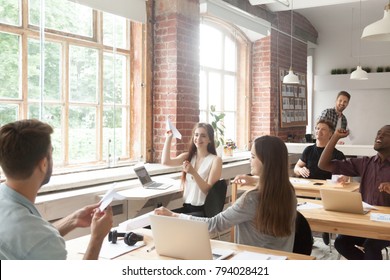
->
[[153, 0, 200, 162], [151, 1, 317, 162]]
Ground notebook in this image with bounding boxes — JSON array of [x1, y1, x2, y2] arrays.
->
[[320, 189, 371, 214], [134, 166, 172, 190], [149, 214, 234, 260]]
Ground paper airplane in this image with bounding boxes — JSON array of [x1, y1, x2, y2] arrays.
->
[[99, 184, 127, 211], [166, 119, 182, 139]]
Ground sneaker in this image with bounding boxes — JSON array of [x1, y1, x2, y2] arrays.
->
[[322, 232, 330, 245]]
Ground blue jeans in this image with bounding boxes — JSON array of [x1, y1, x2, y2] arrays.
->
[[334, 234, 390, 260]]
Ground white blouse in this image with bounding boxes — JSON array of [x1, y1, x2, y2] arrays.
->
[[183, 154, 216, 206]]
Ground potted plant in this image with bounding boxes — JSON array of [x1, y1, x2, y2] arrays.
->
[[377, 66, 384, 73], [209, 105, 225, 149], [385, 66, 390, 72], [223, 139, 237, 156]]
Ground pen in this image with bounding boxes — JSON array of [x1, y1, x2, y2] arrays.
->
[[147, 246, 155, 253], [297, 202, 307, 207]]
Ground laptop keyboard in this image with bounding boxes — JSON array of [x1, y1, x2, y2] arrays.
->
[[147, 182, 164, 188]]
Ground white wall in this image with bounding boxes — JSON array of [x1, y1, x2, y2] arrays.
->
[[309, 2, 390, 144], [313, 88, 389, 145]]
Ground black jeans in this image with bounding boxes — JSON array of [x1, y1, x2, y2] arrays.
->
[[334, 234, 390, 260], [172, 203, 205, 216]]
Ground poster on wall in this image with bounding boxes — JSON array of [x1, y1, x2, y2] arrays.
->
[[279, 68, 308, 128]]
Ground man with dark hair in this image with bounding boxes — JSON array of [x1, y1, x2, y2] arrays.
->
[[319, 125, 390, 259], [0, 119, 113, 260], [319, 91, 351, 130]]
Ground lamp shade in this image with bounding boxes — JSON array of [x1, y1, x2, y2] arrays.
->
[[361, 4, 390, 41], [283, 68, 300, 84], [350, 66, 368, 80]]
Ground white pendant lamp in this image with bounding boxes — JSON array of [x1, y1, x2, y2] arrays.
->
[[361, 2, 390, 41], [350, 65, 368, 80], [283, 0, 299, 84], [351, 0, 368, 80]]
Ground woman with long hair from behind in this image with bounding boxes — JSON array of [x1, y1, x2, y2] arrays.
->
[[156, 135, 297, 251]]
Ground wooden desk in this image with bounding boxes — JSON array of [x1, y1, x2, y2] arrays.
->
[[230, 178, 360, 241], [290, 178, 359, 198], [298, 198, 390, 241], [231, 178, 359, 203], [66, 228, 315, 260]]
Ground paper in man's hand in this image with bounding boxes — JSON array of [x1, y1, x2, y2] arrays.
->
[[99, 184, 127, 211], [166, 119, 182, 139]]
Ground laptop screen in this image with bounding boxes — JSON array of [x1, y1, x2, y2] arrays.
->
[[134, 166, 152, 185]]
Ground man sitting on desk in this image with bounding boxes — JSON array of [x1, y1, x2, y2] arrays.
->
[[294, 119, 347, 180], [318, 125, 390, 260], [0, 119, 113, 260], [294, 119, 348, 246]]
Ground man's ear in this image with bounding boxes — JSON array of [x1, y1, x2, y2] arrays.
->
[[37, 156, 48, 173]]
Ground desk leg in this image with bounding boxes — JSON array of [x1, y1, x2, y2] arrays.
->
[[230, 183, 238, 242]]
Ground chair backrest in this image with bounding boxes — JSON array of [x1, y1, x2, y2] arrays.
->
[[203, 179, 228, 218], [293, 211, 313, 255]]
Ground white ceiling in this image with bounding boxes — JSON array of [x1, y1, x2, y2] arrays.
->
[[250, 0, 389, 36]]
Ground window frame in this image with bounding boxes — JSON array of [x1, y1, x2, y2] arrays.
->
[[0, 0, 145, 181]]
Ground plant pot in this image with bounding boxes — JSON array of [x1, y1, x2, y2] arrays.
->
[[223, 147, 233, 156]]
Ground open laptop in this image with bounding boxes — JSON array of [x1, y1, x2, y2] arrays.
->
[[134, 166, 172, 190], [149, 214, 234, 260], [320, 189, 371, 214]]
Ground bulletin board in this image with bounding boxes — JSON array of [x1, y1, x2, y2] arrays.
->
[[279, 68, 308, 128]]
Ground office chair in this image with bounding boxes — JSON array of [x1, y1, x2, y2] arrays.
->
[[293, 211, 313, 255], [191, 179, 228, 218]]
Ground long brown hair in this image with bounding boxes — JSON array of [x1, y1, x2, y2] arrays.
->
[[181, 123, 217, 182], [252, 135, 296, 237]]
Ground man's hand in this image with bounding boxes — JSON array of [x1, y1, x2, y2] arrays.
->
[[334, 128, 350, 140], [378, 182, 390, 194], [298, 166, 310, 178]]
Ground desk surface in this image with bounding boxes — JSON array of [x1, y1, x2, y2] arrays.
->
[[66, 228, 315, 260], [290, 178, 359, 198], [231, 178, 359, 201], [298, 198, 390, 241]]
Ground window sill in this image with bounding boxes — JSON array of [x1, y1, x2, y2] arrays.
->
[[37, 151, 251, 194]]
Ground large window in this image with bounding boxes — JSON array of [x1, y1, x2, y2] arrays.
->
[[0, 0, 141, 172], [199, 19, 250, 147]]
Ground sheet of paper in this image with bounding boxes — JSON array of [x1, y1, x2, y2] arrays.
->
[[119, 211, 153, 231], [362, 201, 378, 211], [78, 238, 145, 259], [370, 213, 390, 223], [99, 184, 127, 211], [230, 251, 287, 260], [290, 178, 310, 185], [297, 202, 323, 210], [166, 119, 182, 139]]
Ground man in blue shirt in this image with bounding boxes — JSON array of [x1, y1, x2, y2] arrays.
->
[[0, 119, 113, 260]]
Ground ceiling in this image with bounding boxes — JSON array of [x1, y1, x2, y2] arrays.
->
[[249, 0, 389, 35]]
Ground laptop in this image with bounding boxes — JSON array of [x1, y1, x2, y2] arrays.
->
[[134, 166, 172, 190], [320, 189, 371, 214], [149, 214, 234, 260]]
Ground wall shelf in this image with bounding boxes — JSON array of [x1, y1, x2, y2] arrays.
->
[[314, 72, 390, 91]]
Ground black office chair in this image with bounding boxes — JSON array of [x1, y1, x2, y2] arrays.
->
[[191, 179, 228, 218], [293, 211, 313, 255]]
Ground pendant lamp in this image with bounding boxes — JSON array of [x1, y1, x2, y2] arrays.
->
[[351, 0, 368, 80], [283, 0, 299, 84], [361, 1, 390, 41]]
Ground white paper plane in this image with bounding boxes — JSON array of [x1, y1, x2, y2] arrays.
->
[[99, 184, 127, 211], [166, 119, 182, 139]]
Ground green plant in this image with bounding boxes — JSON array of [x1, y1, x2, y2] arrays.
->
[[362, 67, 371, 73], [331, 69, 337, 75], [377, 66, 384, 72], [210, 105, 225, 148], [385, 66, 390, 72]]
